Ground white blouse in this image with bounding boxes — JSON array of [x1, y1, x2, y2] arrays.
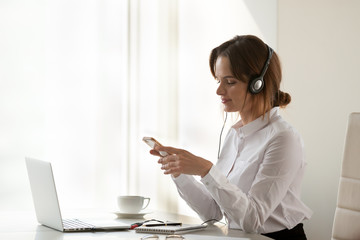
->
[[172, 107, 312, 234]]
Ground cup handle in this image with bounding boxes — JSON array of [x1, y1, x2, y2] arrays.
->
[[142, 197, 150, 210]]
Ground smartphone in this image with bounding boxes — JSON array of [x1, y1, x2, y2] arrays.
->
[[142, 137, 168, 156]]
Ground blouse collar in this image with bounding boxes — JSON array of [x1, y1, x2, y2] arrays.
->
[[232, 107, 280, 138]]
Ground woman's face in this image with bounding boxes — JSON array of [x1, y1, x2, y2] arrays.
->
[[215, 56, 252, 115]]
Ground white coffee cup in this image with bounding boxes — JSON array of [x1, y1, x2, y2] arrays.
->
[[117, 195, 150, 213]]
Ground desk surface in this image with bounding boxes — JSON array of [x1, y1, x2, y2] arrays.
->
[[0, 210, 269, 240]]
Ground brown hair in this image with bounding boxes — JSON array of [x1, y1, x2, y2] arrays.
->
[[209, 35, 291, 118]]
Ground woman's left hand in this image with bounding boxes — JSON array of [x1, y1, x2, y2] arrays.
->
[[151, 145, 213, 178]]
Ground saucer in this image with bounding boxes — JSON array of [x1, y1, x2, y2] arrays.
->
[[112, 210, 152, 219]]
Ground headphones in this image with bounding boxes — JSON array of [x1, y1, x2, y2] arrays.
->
[[248, 45, 274, 94]]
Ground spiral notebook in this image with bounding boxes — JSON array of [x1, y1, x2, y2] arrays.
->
[[135, 224, 207, 234]]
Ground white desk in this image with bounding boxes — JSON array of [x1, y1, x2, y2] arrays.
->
[[0, 210, 270, 240]]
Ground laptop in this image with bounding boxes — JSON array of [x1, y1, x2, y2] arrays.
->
[[25, 157, 130, 232]]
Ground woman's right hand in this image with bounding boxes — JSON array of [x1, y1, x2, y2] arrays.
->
[[149, 149, 181, 178], [152, 145, 213, 178]]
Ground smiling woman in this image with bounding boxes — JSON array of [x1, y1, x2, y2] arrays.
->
[[214, 56, 250, 116], [210, 35, 288, 124], [147, 35, 312, 240]]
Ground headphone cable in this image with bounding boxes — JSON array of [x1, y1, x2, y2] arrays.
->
[[217, 112, 228, 159]]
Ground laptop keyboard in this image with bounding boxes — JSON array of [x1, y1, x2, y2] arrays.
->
[[63, 219, 96, 231]]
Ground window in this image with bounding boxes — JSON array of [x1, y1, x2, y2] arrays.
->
[[0, 0, 277, 215]]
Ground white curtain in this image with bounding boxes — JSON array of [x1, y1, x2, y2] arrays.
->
[[0, 0, 132, 210], [126, 0, 180, 212], [0, 0, 180, 212], [0, 0, 277, 215]]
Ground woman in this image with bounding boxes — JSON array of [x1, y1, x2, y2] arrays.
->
[[149, 35, 312, 240]]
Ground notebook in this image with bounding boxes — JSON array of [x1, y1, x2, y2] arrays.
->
[[135, 224, 207, 234], [25, 157, 130, 232]]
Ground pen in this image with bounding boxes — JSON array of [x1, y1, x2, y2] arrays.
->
[[130, 222, 144, 229], [143, 222, 182, 227]]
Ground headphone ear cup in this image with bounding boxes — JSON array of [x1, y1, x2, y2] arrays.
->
[[248, 45, 273, 95], [248, 77, 264, 94]]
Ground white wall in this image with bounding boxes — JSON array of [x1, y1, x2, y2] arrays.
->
[[278, 1, 360, 239]]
